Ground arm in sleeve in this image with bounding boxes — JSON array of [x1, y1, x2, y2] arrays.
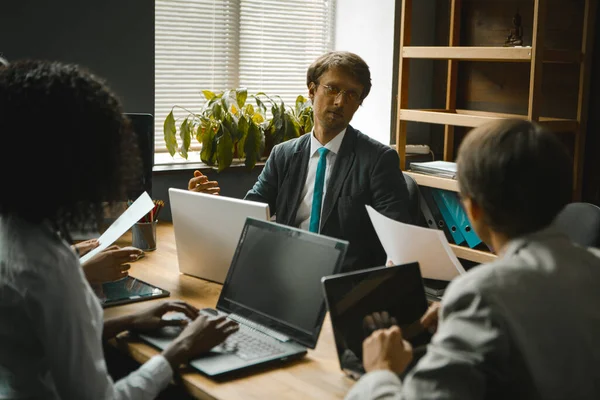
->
[[401, 283, 510, 400], [26, 256, 173, 400], [345, 370, 404, 400], [370, 148, 411, 224], [345, 283, 509, 400], [244, 143, 281, 212]]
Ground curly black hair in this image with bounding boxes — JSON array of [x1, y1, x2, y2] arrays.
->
[[0, 60, 142, 241]]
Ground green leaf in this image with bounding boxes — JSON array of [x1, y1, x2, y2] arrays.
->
[[236, 135, 246, 159], [284, 113, 301, 141], [236, 88, 248, 109], [244, 103, 255, 117], [202, 90, 216, 100], [163, 110, 178, 157], [238, 115, 249, 136], [213, 103, 223, 120], [216, 123, 233, 172], [244, 122, 263, 169], [179, 118, 191, 159], [200, 124, 217, 165], [295, 95, 307, 115], [222, 112, 237, 141], [255, 96, 267, 114]]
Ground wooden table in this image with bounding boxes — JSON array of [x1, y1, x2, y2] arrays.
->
[[106, 222, 355, 400]]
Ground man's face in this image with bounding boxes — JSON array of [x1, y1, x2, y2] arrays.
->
[[309, 67, 363, 135]]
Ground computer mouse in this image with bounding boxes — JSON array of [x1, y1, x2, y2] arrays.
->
[[201, 307, 219, 316]]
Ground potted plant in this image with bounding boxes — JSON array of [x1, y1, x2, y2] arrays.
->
[[163, 88, 313, 171]]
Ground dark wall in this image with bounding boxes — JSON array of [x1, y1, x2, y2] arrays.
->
[[152, 166, 265, 222], [582, 3, 600, 205], [0, 0, 154, 114]]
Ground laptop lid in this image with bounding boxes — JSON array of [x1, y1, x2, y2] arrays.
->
[[321, 263, 431, 378], [217, 217, 349, 349], [169, 188, 270, 283]]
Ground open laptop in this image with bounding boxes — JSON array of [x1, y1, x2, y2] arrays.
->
[[169, 188, 270, 283], [321, 262, 432, 380], [139, 217, 349, 378]]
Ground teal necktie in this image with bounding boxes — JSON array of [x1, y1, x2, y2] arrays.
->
[[309, 147, 330, 233]]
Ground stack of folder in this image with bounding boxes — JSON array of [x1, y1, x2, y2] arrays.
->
[[418, 187, 483, 249], [410, 161, 457, 179]]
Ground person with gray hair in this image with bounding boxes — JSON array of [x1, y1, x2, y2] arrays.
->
[[346, 119, 600, 399], [188, 51, 411, 272]]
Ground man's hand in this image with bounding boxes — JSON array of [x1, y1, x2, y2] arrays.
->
[[163, 313, 239, 369], [363, 311, 398, 335], [420, 301, 441, 334], [129, 301, 200, 333], [362, 326, 413, 375], [72, 239, 99, 257], [81, 245, 143, 284], [188, 170, 220, 195]]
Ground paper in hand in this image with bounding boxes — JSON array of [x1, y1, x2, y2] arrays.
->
[[366, 205, 466, 281], [79, 192, 155, 264]]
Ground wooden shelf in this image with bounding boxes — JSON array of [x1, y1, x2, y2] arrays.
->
[[402, 46, 532, 61], [401, 46, 581, 64], [404, 171, 459, 192], [450, 244, 497, 264], [399, 109, 578, 132]]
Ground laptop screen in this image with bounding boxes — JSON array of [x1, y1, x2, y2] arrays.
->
[[321, 263, 432, 377], [217, 217, 349, 348]]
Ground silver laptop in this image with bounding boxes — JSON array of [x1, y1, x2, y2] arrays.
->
[[140, 217, 349, 378], [169, 188, 270, 284]]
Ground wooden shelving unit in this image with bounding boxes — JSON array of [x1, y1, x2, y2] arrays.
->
[[396, 0, 597, 196], [395, 0, 597, 264]]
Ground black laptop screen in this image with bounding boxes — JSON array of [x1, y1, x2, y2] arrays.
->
[[217, 218, 348, 348], [322, 263, 431, 377]]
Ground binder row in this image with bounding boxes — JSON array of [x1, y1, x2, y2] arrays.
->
[[418, 187, 484, 249]]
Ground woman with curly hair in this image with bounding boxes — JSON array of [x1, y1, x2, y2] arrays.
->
[[0, 60, 238, 399]]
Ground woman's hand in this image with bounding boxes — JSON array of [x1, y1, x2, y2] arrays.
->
[[129, 301, 200, 333], [81, 245, 143, 284], [163, 313, 239, 369]]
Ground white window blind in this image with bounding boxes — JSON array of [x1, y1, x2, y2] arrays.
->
[[155, 0, 335, 154], [239, 0, 335, 105], [155, 0, 239, 152]]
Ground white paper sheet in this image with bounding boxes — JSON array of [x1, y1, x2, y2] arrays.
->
[[79, 192, 155, 264], [366, 205, 466, 281]]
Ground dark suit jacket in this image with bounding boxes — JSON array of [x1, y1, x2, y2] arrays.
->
[[244, 125, 411, 272]]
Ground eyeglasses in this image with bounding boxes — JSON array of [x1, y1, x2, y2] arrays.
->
[[318, 84, 361, 103]]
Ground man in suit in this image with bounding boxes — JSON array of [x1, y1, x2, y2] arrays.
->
[[189, 51, 411, 272], [346, 119, 600, 399]]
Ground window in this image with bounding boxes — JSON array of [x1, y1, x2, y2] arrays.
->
[[155, 0, 335, 154]]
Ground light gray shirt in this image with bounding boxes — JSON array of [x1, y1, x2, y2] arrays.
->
[[346, 228, 600, 400], [294, 128, 346, 231], [0, 216, 173, 399]]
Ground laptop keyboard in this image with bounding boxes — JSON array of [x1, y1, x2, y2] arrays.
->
[[221, 326, 287, 361]]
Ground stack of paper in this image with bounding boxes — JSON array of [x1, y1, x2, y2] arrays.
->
[[366, 205, 466, 281], [410, 161, 457, 179]]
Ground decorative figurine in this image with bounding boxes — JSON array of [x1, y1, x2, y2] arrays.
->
[[504, 10, 523, 46]]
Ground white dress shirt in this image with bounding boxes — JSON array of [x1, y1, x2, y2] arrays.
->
[[295, 129, 347, 231], [0, 216, 173, 400]]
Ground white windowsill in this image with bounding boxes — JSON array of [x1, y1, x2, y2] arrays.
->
[[153, 151, 266, 172]]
